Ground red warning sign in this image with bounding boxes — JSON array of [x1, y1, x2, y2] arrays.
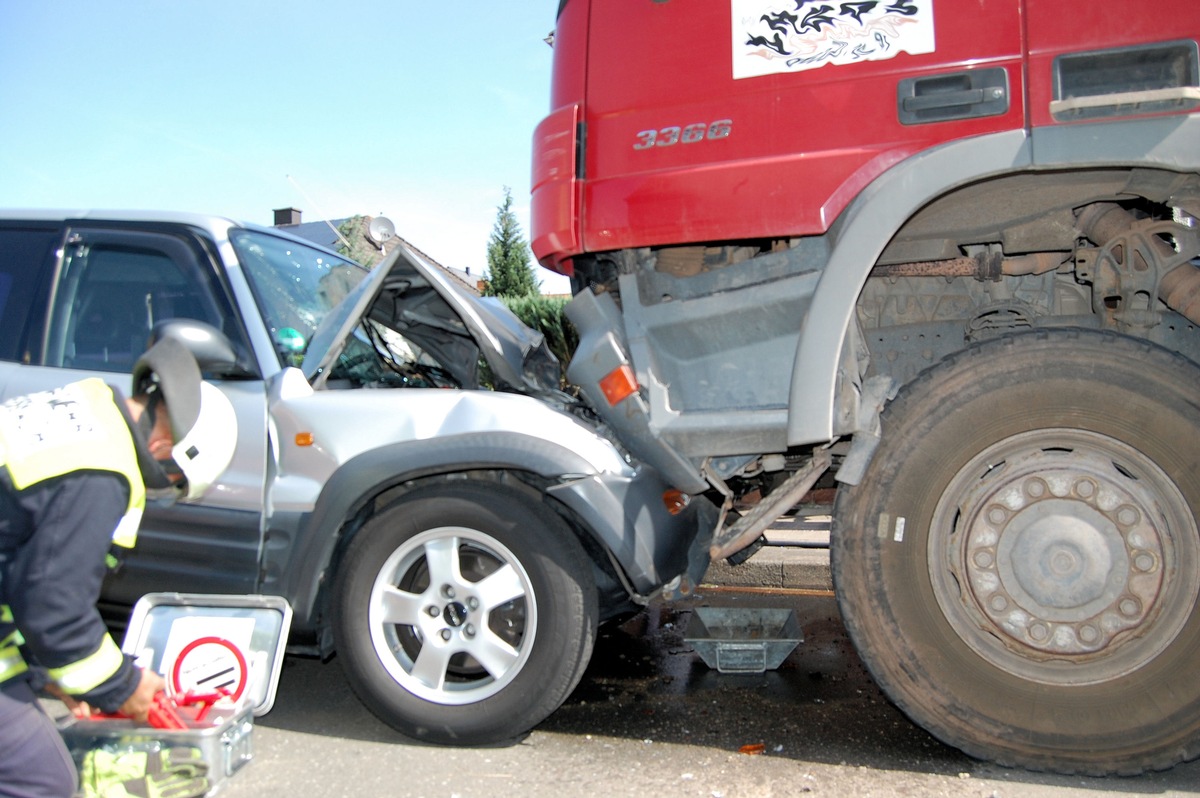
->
[[170, 636, 249, 702]]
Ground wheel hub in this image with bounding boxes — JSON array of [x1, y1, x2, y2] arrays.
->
[[960, 454, 1164, 656], [1005, 507, 1115, 611], [442, 601, 469, 628], [930, 428, 1198, 685], [368, 528, 536, 705]]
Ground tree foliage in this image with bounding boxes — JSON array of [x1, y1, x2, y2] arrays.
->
[[500, 294, 578, 384], [483, 188, 540, 297], [336, 216, 386, 267]]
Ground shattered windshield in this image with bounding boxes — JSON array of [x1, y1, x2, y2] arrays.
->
[[230, 228, 368, 366], [329, 320, 465, 389]]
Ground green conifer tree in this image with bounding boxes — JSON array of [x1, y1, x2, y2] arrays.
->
[[484, 187, 540, 297]]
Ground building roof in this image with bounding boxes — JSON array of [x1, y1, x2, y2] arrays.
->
[[272, 209, 482, 296]]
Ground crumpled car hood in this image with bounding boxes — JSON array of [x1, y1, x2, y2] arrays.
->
[[302, 240, 563, 398]]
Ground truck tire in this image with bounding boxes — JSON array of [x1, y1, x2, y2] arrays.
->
[[331, 481, 598, 745], [832, 329, 1200, 774]]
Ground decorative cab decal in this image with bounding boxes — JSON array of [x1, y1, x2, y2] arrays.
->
[[732, 0, 936, 79]]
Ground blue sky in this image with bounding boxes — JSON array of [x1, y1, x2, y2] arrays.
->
[[0, 1, 571, 293]]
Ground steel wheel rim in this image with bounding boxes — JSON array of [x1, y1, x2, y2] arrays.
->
[[929, 428, 1199, 685], [367, 526, 537, 705]]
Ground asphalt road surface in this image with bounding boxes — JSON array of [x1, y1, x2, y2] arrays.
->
[[208, 588, 1199, 798]]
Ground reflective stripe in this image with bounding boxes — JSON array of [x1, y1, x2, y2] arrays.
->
[[111, 506, 143, 550], [0, 627, 24, 647], [0, 630, 28, 684], [48, 634, 124, 695], [0, 643, 27, 683], [0, 604, 13, 623]]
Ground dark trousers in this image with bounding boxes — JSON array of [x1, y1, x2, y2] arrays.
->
[[1, 471, 127, 798], [0, 679, 76, 798]]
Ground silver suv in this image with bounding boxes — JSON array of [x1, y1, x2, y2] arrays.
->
[[0, 210, 716, 744]]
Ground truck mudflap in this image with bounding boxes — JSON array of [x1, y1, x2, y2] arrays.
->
[[564, 288, 709, 495]]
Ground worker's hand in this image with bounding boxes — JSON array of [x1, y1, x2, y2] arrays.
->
[[117, 668, 167, 722], [70, 701, 95, 719], [43, 682, 95, 718]]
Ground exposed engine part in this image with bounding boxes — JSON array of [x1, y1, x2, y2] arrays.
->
[[871, 251, 1067, 280], [709, 448, 832, 562], [965, 301, 1038, 341], [652, 242, 791, 279], [654, 246, 708, 278], [1075, 202, 1200, 329], [866, 202, 1200, 333]]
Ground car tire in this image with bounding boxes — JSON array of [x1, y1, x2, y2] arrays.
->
[[832, 330, 1200, 774], [331, 480, 598, 745]]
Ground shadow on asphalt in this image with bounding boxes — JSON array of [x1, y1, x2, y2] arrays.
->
[[255, 589, 1199, 794], [538, 591, 973, 774], [256, 589, 951, 772]]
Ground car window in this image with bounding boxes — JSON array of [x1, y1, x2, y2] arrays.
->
[[45, 229, 225, 373], [0, 225, 58, 363], [328, 321, 463, 389], [228, 229, 367, 367]]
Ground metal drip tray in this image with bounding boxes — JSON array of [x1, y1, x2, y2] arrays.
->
[[684, 607, 803, 673]]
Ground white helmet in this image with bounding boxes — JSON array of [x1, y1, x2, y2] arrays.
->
[[132, 336, 238, 501]]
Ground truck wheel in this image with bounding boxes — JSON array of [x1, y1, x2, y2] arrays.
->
[[832, 330, 1200, 774], [331, 481, 597, 744]]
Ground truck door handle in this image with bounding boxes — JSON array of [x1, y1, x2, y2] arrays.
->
[[903, 87, 987, 111], [898, 67, 1009, 124]]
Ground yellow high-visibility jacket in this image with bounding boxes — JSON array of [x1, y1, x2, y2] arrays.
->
[[0, 379, 148, 709]]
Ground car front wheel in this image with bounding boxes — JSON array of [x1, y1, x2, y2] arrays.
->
[[332, 481, 598, 744]]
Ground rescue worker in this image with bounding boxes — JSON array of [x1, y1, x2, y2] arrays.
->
[[0, 335, 238, 798]]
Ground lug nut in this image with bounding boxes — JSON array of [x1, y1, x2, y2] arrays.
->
[[440, 629, 452, 641]]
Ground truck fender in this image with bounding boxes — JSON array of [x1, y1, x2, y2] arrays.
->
[[789, 112, 1200, 448], [786, 130, 1033, 446]]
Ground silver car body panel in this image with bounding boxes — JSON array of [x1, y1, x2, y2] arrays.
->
[[266, 366, 632, 514], [0, 208, 716, 637]]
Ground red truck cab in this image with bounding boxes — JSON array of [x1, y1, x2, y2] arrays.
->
[[533, 0, 1200, 776]]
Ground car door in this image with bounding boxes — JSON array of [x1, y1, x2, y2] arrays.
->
[[3, 223, 267, 606]]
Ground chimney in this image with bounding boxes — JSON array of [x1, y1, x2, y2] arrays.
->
[[273, 207, 302, 226]]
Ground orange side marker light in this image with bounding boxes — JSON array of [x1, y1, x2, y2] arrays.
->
[[662, 489, 690, 516], [598, 364, 638, 406]]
